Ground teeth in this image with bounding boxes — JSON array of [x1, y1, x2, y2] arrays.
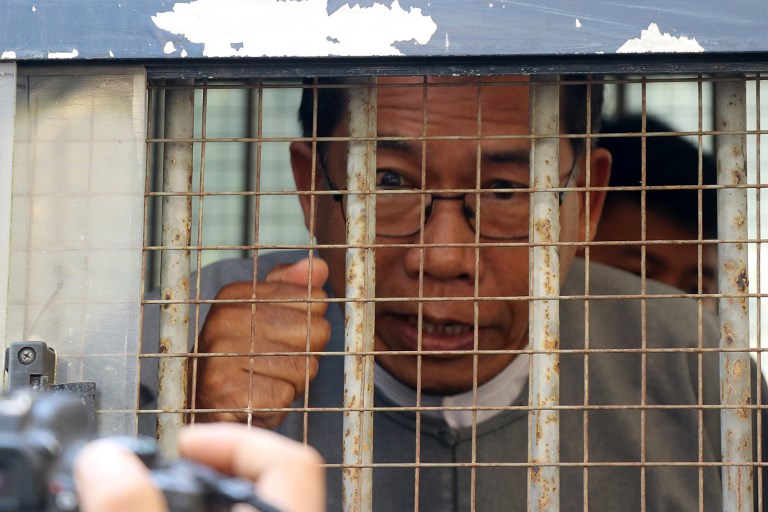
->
[[444, 324, 471, 335], [406, 316, 474, 335]]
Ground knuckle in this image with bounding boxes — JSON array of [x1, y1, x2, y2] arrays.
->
[[310, 319, 332, 349], [214, 281, 248, 300], [254, 378, 296, 409], [306, 356, 320, 380]]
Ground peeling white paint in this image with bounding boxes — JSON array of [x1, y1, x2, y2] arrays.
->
[[163, 41, 177, 54], [109, 50, 115, 57], [152, 0, 437, 57], [575, 18, 581, 28], [180, 48, 188, 57], [617, 23, 704, 53], [1, 51, 16, 60], [32, 5, 36, 11], [48, 49, 79, 59], [445, 32, 449, 49]]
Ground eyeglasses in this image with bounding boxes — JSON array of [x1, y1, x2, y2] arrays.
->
[[321, 156, 580, 240]]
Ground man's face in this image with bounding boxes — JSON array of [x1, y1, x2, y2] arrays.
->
[[591, 197, 718, 310], [292, 77, 610, 394]]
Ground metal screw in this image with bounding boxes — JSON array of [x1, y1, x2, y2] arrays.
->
[[18, 347, 36, 365]]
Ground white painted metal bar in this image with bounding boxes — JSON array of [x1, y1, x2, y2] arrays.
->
[[715, 78, 753, 512], [157, 79, 194, 455], [342, 79, 376, 512], [0, 63, 16, 364], [528, 75, 561, 512]]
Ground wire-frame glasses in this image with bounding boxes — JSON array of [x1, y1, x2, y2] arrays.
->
[[321, 154, 581, 240]]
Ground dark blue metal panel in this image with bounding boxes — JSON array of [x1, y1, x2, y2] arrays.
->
[[1, 0, 767, 61]]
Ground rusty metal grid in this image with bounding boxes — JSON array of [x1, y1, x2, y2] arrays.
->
[[138, 74, 768, 511]]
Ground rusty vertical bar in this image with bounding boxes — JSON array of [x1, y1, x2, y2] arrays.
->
[[342, 78, 376, 512], [157, 79, 194, 455], [528, 75, 561, 512], [715, 78, 753, 512]]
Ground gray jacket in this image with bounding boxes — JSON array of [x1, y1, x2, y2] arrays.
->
[[141, 253, 766, 511]]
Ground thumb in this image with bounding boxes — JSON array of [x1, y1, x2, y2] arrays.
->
[[74, 440, 168, 512], [265, 257, 329, 289]]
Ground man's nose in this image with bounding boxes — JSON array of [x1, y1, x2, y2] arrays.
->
[[404, 199, 479, 282]]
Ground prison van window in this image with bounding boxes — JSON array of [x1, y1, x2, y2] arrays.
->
[[21, 73, 756, 512]]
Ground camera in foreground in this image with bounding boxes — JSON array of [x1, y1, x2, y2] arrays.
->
[[0, 391, 280, 512]]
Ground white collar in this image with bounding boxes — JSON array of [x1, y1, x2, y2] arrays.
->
[[374, 348, 530, 428]]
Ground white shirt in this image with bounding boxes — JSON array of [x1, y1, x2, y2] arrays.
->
[[374, 349, 530, 428]]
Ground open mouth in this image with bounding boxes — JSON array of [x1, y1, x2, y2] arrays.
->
[[382, 313, 480, 353], [405, 315, 475, 336]]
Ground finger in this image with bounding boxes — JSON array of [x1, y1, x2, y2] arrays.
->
[[74, 440, 168, 512], [243, 353, 319, 391], [203, 385, 295, 429], [179, 423, 323, 478], [198, 351, 317, 395], [204, 305, 331, 352], [215, 279, 329, 315], [196, 343, 323, 393], [179, 424, 325, 512], [265, 257, 329, 289]]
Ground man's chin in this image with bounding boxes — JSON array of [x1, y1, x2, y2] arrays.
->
[[386, 363, 486, 396], [380, 352, 519, 396], [417, 379, 479, 396]]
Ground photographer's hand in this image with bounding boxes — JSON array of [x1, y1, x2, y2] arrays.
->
[[74, 423, 326, 512], [74, 439, 166, 512], [193, 258, 331, 428]]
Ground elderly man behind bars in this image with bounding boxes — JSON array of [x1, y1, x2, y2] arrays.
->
[[142, 76, 767, 511]]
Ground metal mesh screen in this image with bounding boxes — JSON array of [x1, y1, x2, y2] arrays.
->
[[138, 73, 768, 512]]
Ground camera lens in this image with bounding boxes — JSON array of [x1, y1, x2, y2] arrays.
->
[[0, 454, 19, 509], [0, 448, 45, 512], [0, 456, 15, 492]]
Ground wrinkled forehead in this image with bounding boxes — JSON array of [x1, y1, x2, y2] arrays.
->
[[373, 75, 533, 137]]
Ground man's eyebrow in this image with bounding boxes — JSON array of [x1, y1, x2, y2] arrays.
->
[[376, 138, 417, 153], [483, 149, 530, 165]]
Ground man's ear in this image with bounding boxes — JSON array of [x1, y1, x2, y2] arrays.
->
[[578, 146, 612, 243], [290, 141, 322, 231]]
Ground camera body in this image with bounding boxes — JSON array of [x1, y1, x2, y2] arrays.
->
[[0, 391, 94, 511], [0, 392, 263, 512], [1, 340, 277, 512]]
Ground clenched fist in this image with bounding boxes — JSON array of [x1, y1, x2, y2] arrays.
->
[[191, 258, 331, 428]]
